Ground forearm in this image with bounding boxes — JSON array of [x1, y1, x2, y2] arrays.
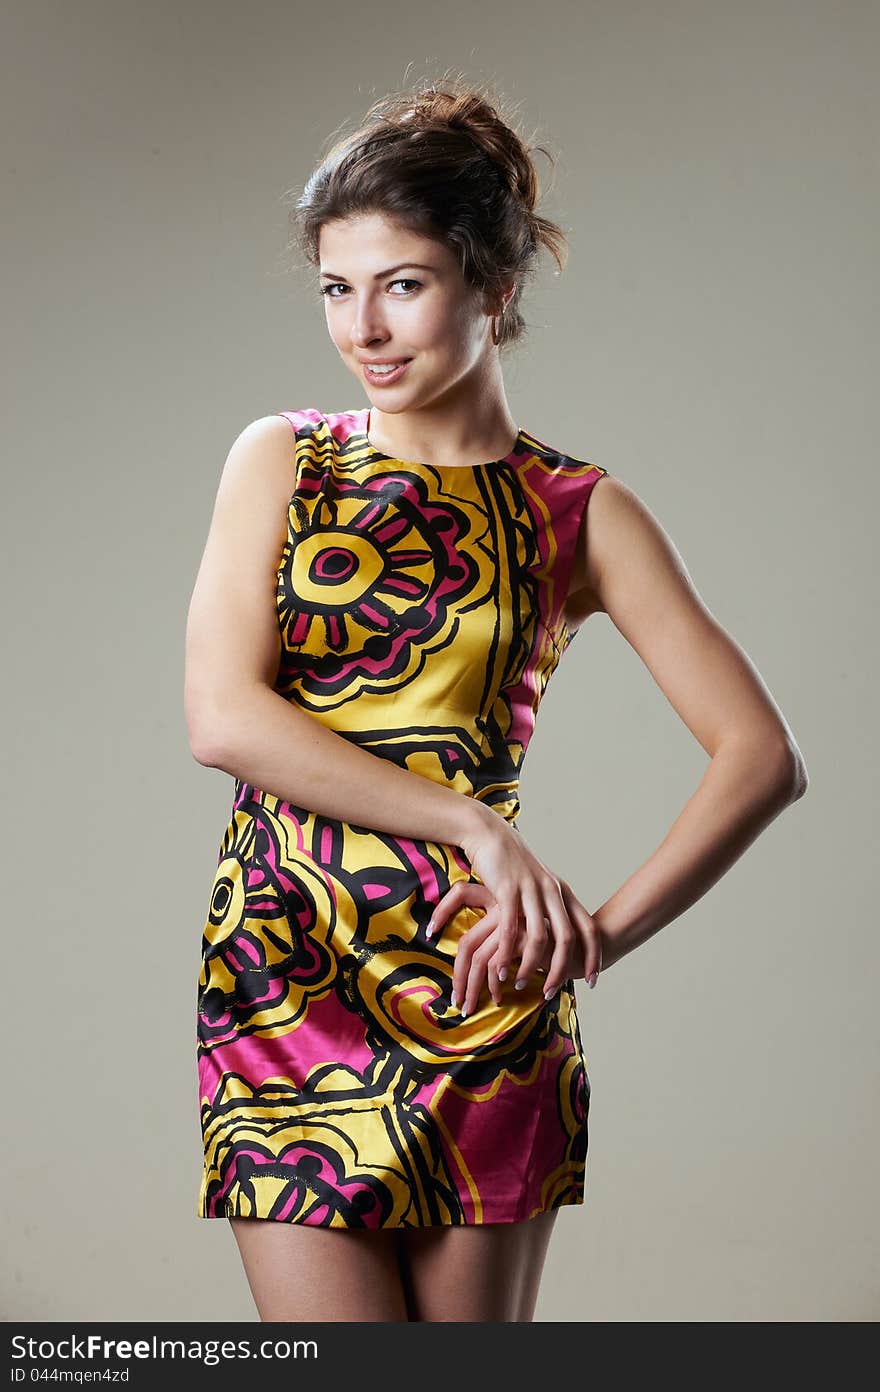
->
[[195, 683, 490, 849], [592, 737, 807, 972]]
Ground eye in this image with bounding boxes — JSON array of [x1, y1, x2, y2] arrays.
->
[[319, 278, 423, 298]]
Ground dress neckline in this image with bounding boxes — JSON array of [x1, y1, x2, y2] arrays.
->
[[361, 408, 524, 473]]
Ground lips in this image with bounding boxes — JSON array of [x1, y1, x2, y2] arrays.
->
[[362, 359, 411, 385]]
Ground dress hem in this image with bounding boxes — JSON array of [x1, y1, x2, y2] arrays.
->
[[195, 1193, 585, 1229]]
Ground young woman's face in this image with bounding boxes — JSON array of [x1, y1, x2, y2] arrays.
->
[[318, 212, 498, 409]]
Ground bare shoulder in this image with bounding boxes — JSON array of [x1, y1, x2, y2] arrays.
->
[[194, 410, 301, 589], [580, 474, 691, 614], [225, 412, 297, 451], [566, 474, 657, 627], [215, 412, 297, 496], [184, 413, 300, 755], [576, 474, 804, 760]]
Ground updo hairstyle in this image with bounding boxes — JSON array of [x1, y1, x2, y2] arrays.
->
[[287, 74, 569, 350]]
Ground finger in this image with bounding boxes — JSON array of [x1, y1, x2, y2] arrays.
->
[[559, 881, 602, 987], [581, 911, 603, 988], [426, 881, 495, 939], [541, 919, 576, 1000], [451, 912, 498, 1008], [484, 944, 508, 1007], [541, 879, 577, 998], [486, 951, 504, 1006], [484, 908, 525, 999], [461, 938, 502, 1018], [512, 885, 550, 990], [478, 880, 519, 984]]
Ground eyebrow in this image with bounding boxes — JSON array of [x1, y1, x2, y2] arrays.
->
[[318, 262, 437, 280]]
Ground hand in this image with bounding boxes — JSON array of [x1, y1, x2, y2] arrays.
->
[[426, 808, 603, 1014], [427, 877, 603, 1017]]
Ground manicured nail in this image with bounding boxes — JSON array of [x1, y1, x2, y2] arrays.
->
[[544, 988, 557, 1002], [425, 919, 434, 938], [460, 1004, 468, 1018], [497, 966, 507, 982], [515, 979, 526, 990], [450, 991, 458, 1007], [588, 971, 598, 988]]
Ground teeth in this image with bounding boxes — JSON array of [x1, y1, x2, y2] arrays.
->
[[366, 363, 404, 374]]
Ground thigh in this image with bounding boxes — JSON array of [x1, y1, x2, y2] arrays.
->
[[396, 1211, 559, 1322], [228, 1217, 409, 1322]]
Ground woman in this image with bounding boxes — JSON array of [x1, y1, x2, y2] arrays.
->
[[184, 79, 808, 1322]]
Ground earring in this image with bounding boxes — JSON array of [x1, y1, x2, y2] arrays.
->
[[490, 303, 505, 346]]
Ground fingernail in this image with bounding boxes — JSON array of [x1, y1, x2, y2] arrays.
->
[[450, 991, 458, 1007], [515, 979, 526, 990], [460, 1004, 468, 1018], [425, 919, 434, 937], [497, 966, 507, 982], [544, 988, 557, 1002], [588, 971, 598, 988]]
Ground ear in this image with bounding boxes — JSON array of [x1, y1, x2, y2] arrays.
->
[[497, 281, 518, 317], [483, 282, 517, 318]]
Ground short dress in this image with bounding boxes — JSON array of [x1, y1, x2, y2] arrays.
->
[[195, 406, 609, 1228]]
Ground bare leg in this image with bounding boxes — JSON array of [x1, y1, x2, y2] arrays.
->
[[395, 1210, 559, 1322], [229, 1218, 409, 1322]]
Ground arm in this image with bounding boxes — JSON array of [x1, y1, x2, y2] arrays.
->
[[572, 476, 809, 973], [184, 415, 486, 849]]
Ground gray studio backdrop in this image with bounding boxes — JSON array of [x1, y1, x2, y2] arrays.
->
[[3, 0, 876, 1321]]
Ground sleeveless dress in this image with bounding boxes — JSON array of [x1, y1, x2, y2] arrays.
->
[[196, 406, 609, 1228]]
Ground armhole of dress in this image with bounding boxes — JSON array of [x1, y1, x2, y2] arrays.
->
[[275, 411, 303, 496], [558, 466, 612, 650]]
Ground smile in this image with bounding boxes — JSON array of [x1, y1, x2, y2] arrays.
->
[[362, 360, 411, 385]]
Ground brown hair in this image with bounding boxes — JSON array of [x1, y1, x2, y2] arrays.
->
[[285, 74, 568, 351]]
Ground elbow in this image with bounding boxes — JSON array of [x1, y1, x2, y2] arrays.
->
[[789, 753, 809, 802], [186, 681, 267, 767], [190, 735, 225, 768], [185, 705, 230, 769], [184, 676, 242, 767], [766, 736, 809, 804], [722, 729, 809, 806], [186, 679, 275, 766], [188, 725, 225, 768]]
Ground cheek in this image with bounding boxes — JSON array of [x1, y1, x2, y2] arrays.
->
[[325, 316, 345, 352], [323, 303, 351, 348], [428, 310, 482, 362]]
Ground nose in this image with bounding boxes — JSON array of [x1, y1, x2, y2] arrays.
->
[[350, 295, 390, 348]]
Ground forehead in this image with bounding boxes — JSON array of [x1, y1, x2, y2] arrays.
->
[[318, 213, 451, 272]]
